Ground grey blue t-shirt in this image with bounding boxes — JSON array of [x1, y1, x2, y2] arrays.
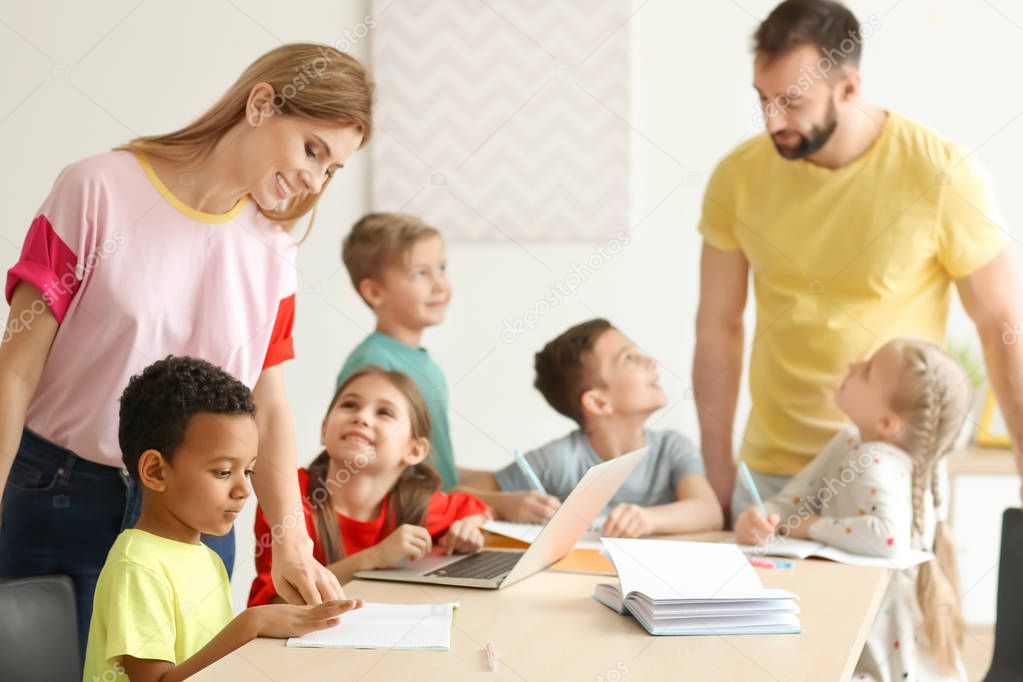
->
[[493, 429, 704, 508]]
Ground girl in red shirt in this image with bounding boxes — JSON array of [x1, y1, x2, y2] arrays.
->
[[249, 366, 490, 605]]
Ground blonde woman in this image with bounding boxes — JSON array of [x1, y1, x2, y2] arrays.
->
[[736, 338, 970, 680], [0, 43, 372, 660]]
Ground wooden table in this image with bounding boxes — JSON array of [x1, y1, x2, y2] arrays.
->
[[195, 534, 890, 682]]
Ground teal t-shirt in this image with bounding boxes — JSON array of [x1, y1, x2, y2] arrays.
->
[[336, 332, 457, 490]]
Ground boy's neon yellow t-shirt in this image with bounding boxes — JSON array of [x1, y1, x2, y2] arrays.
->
[[699, 112, 1006, 477], [83, 529, 233, 681]]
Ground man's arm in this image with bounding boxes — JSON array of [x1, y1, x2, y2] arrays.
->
[[251, 365, 344, 604], [692, 242, 749, 517], [956, 249, 1023, 494]]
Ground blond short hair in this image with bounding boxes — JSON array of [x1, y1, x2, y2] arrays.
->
[[341, 212, 441, 304]]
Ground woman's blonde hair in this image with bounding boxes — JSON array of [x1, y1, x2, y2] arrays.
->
[[307, 366, 440, 564], [115, 43, 373, 236], [887, 338, 972, 672]]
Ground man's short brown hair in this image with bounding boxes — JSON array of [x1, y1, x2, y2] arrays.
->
[[534, 318, 613, 426], [753, 0, 863, 67], [341, 212, 441, 304]]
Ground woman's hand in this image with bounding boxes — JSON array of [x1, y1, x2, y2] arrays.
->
[[251, 366, 345, 605], [271, 534, 345, 605], [367, 524, 433, 567], [734, 507, 780, 546]]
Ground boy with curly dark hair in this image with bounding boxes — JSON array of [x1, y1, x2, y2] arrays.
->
[[83, 356, 360, 682]]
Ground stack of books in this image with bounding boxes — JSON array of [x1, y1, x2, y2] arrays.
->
[[593, 539, 800, 636]]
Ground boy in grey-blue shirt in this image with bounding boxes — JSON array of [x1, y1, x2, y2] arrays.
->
[[494, 429, 701, 509], [461, 319, 724, 537]]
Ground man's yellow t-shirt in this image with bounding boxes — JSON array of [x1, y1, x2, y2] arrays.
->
[[698, 112, 1006, 476], [83, 529, 233, 682]]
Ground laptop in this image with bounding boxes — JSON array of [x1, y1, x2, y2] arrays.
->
[[354, 447, 647, 589]]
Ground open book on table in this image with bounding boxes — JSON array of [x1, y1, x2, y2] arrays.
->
[[593, 538, 800, 636], [735, 537, 932, 570]]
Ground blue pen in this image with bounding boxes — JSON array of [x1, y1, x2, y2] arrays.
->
[[513, 449, 547, 494], [738, 461, 767, 517]]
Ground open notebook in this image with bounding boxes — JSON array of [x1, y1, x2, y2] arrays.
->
[[593, 539, 800, 636], [736, 537, 933, 570], [287, 602, 457, 651]]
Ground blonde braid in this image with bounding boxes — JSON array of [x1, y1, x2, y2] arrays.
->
[[909, 352, 941, 539], [887, 338, 970, 673]]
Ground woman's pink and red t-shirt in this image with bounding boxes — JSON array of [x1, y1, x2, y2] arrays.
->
[[4, 150, 298, 468]]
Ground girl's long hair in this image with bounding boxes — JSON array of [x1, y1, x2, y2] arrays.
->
[[115, 43, 373, 238], [887, 338, 972, 672], [308, 366, 439, 564]]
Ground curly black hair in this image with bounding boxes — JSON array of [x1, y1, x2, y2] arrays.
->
[[118, 356, 256, 481]]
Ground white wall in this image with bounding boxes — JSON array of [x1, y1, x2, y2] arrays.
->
[[1, 0, 1019, 617]]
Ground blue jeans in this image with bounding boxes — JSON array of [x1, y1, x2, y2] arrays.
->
[[0, 428, 236, 664]]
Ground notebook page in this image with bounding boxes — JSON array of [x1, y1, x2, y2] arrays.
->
[[287, 602, 457, 651], [736, 537, 824, 559], [811, 544, 932, 569], [602, 539, 767, 600], [737, 538, 933, 568]]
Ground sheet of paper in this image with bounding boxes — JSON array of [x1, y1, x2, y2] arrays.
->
[[484, 520, 604, 550], [287, 602, 457, 651]]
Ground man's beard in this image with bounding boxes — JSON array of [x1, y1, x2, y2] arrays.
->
[[772, 100, 838, 160]]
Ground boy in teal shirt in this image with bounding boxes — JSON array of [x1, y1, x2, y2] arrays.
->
[[338, 213, 458, 488]]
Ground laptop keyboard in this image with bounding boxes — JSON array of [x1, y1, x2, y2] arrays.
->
[[425, 550, 523, 580]]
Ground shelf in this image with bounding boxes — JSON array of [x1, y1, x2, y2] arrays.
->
[[947, 445, 1018, 477]]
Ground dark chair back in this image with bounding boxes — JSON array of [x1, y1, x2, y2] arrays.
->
[[0, 575, 80, 682], [983, 508, 1023, 682]]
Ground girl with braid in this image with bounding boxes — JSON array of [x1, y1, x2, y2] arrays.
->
[[248, 366, 490, 605], [737, 338, 970, 681]]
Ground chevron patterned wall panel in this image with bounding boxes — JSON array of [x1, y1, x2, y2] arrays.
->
[[369, 0, 630, 242]]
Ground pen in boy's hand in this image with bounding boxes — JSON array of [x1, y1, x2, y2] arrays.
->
[[513, 448, 547, 494]]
